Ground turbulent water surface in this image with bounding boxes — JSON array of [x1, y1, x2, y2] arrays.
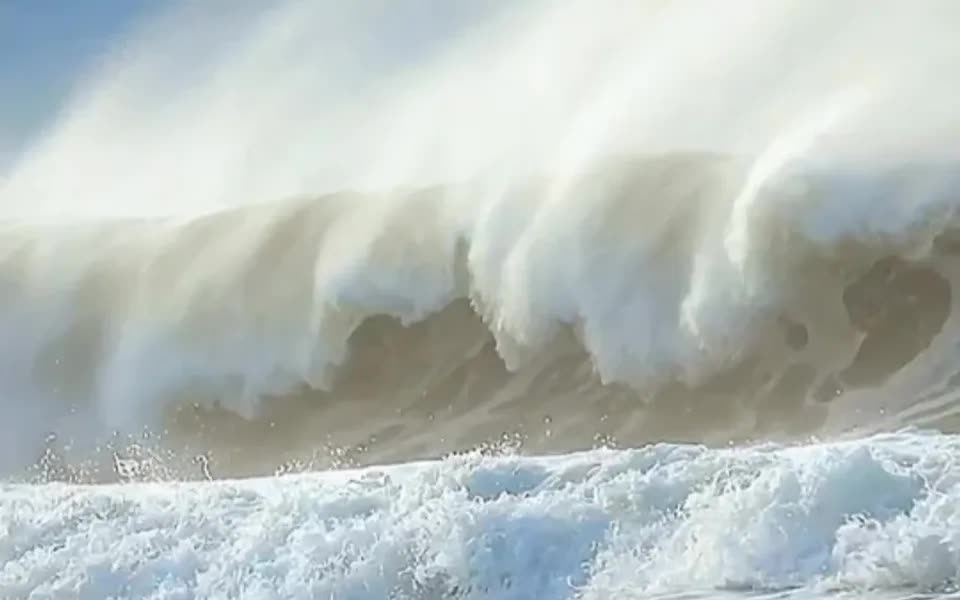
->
[[3, 1, 960, 598]]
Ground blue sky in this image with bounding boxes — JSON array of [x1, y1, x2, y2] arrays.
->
[[0, 0, 164, 158], [0, 1, 507, 167]]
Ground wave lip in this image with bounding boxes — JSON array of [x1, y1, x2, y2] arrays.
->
[[3, 431, 959, 598]]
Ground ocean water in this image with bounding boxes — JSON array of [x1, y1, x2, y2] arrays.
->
[[3, 1, 960, 598]]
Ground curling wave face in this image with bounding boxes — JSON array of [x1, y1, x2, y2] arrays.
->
[[3, 153, 960, 481]]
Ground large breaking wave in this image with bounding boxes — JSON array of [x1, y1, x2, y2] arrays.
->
[[3, 153, 960, 481]]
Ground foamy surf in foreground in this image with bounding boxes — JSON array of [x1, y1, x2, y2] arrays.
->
[[4, 432, 960, 599]]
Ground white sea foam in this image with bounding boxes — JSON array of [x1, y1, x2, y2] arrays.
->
[[3, 431, 960, 599]]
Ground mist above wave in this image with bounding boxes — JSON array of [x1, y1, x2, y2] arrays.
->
[[3, 1, 960, 220]]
